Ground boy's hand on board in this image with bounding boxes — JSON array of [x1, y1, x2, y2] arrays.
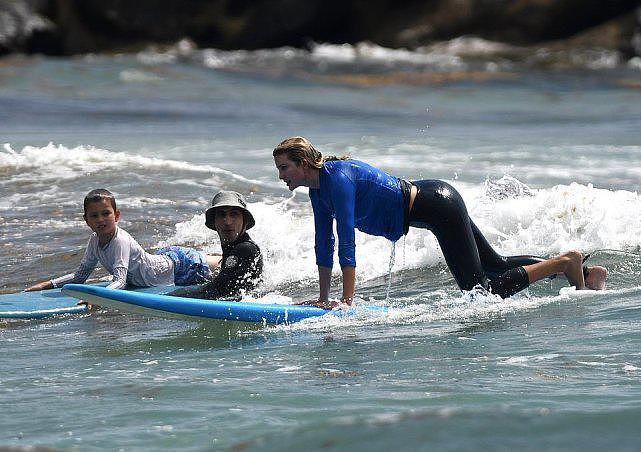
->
[[24, 281, 53, 292]]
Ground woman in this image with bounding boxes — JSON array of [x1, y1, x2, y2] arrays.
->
[[273, 136, 607, 308]]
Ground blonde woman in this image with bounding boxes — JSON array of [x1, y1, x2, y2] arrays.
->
[[273, 136, 607, 308]]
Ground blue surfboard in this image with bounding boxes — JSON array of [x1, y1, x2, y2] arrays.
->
[[0, 284, 173, 320], [61, 284, 388, 324], [0, 288, 88, 319]]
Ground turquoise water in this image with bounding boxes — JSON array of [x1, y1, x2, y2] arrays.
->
[[1, 45, 641, 450]]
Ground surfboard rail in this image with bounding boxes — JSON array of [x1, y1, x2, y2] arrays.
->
[[62, 284, 386, 325]]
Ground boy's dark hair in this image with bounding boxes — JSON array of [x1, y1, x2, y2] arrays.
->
[[84, 189, 117, 213]]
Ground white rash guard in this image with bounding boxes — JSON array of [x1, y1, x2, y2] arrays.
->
[[51, 227, 174, 289]]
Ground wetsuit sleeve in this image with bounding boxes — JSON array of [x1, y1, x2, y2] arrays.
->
[[51, 238, 99, 288], [169, 242, 262, 300], [329, 170, 357, 267], [310, 190, 335, 268]]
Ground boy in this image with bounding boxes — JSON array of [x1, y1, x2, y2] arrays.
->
[[26, 189, 215, 292]]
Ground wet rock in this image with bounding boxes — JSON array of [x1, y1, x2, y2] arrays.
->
[[0, 0, 54, 55], [632, 6, 641, 55], [1, 0, 640, 58]]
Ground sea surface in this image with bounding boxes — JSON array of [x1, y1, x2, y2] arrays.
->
[[1, 40, 641, 450]]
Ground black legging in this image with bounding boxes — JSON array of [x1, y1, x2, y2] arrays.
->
[[408, 180, 543, 298]]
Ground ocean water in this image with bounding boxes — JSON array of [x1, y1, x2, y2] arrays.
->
[[1, 40, 641, 450]]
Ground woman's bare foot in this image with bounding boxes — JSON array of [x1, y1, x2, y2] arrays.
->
[[295, 299, 341, 309], [585, 265, 607, 290]]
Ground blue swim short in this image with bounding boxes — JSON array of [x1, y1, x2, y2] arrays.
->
[[156, 246, 212, 286]]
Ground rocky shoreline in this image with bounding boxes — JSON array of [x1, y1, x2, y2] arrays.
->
[[1, 0, 640, 63]]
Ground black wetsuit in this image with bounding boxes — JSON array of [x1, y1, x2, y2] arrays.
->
[[406, 180, 543, 298], [168, 232, 262, 300]]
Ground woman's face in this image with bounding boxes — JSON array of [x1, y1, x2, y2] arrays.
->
[[274, 154, 308, 191]]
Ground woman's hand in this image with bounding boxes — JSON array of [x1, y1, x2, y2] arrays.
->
[[584, 265, 607, 290]]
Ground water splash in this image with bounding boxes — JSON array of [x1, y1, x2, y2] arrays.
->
[[385, 241, 396, 302], [0, 142, 276, 189]]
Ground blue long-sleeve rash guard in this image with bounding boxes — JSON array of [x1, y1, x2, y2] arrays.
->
[[309, 160, 405, 268]]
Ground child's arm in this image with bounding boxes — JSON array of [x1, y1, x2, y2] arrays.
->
[[24, 280, 54, 292], [105, 267, 127, 290], [24, 269, 94, 292], [24, 237, 98, 292]]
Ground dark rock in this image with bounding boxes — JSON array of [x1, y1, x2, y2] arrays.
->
[[388, 0, 641, 47], [1, 0, 640, 58], [544, 9, 641, 58], [0, 0, 54, 55], [632, 6, 641, 55]]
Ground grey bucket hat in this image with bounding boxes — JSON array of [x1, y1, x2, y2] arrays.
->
[[204, 191, 255, 231]]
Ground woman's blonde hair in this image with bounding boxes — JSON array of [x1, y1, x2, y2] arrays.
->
[[273, 136, 348, 169]]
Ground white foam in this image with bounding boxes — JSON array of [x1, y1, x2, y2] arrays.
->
[[466, 181, 641, 256], [194, 41, 467, 72], [161, 197, 442, 289], [628, 56, 641, 70], [423, 36, 516, 56], [571, 49, 621, 70], [160, 179, 641, 291], [0, 187, 75, 211], [158, 198, 322, 286], [0, 143, 276, 189], [132, 38, 631, 72], [157, 213, 218, 250], [576, 361, 613, 367], [201, 48, 250, 69], [136, 38, 198, 65], [310, 41, 466, 70], [529, 47, 622, 70], [363, 144, 641, 185], [275, 366, 302, 372], [117, 196, 178, 208], [270, 287, 560, 332], [196, 40, 506, 71], [500, 353, 560, 366], [118, 69, 163, 83], [269, 281, 641, 333], [1, 217, 84, 229], [200, 47, 305, 70]]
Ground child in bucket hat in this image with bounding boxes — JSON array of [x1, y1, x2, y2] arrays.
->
[[168, 190, 263, 300], [205, 191, 255, 232]]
